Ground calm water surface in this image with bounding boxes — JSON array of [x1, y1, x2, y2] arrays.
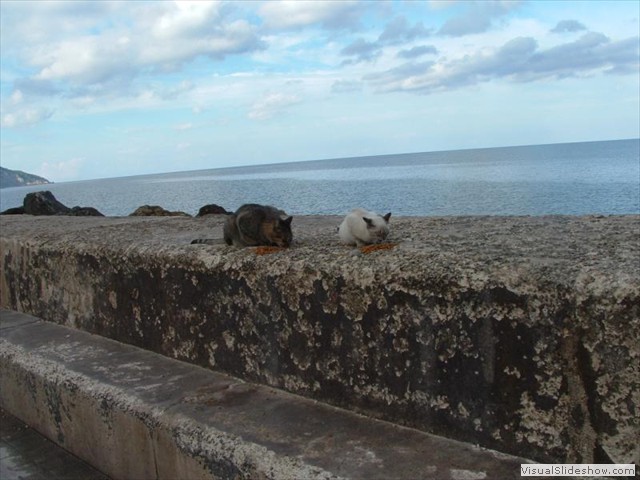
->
[[1, 139, 638, 217]]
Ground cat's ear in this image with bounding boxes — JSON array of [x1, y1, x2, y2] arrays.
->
[[383, 212, 391, 223], [362, 217, 374, 227], [282, 216, 293, 226]]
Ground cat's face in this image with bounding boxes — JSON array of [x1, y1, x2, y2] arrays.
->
[[363, 215, 390, 243], [373, 225, 389, 241], [265, 217, 293, 247], [369, 223, 389, 242]]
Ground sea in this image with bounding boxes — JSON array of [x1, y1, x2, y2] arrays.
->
[[1, 139, 639, 217]]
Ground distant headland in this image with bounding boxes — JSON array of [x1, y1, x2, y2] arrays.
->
[[0, 166, 51, 189]]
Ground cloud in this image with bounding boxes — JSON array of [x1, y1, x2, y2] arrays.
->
[[340, 16, 433, 65], [0, 1, 118, 46], [1, 107, 54, 128], [9, 90, 24, 105], [151, 1, 222, 39], [366, 32, 640, 94], [438, 1, 521, 37], [12, 78, 62, 97], [37, 157, 84, 182], [522, 32, 639, 79], [259, 1, 366, 31], [248, 93, 301, 120], [331, 80, 363, 94], [2, 0, 637, 141], [140, 17, 265, 67], [341, 38, 382, 64], [397, 45, 439, 59], [33, 35, 136, 85], [365, 61, 437, 93], [378, 16, 431, 45], [1, 1, 264, 118], [158, 81, 194, 101], [550, 20, 587, 34]]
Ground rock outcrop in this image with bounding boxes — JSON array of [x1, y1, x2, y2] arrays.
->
[[129, 205, 191, 217], [0, 166, 51, 189], [0, 207, 25, 215], [196, 204, 228, 217], [69, 206, 104, 217], [23, 191, 70, 215], [1, 191, 104, 216]]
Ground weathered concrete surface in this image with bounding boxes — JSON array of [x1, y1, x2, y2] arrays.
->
[[0, 214, 638, 465], [0, 408, 111, 480], [0, 309, 532, 480]]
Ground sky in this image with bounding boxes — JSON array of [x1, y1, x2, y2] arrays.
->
[[0, 0, 638, 182]]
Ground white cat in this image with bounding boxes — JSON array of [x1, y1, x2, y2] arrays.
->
[[338, 208, 392, 247]]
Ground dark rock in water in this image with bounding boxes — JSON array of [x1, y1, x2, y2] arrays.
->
[[69, 206, 104, 217], [24, 191, 71, 215], [129, 205, 191, 217], [0, 206, 26, 215], [6, 191, 104, 216], [196, 204, 228, 216]]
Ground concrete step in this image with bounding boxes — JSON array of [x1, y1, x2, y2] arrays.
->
[[1, 408, 111, 480], [0, 309, 532, 480]]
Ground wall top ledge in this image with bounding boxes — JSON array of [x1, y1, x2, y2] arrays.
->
[[1, 214, 638, 287]]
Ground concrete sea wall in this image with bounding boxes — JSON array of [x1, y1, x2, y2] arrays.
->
[[1, 214, 638, 465]]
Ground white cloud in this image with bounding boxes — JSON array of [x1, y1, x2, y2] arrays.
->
[[378, 16, 431, 45], [0, 1, 118, 46], [259, 1, 366, 31], [37, 157, 84, 182], [398, 45, 439, 59], [366, 32, 640, 94], [438, 1, 522, 37], [1, 107, 53, 128], [2, 1, 263, 107], [341, 38, 382, 64], [550, 20, 587, 34], [141, 18, 263, 66], [248, 93, 301, 120], [10, 90, 24, 105], [33, 35, 134, 85], [152, 1, 222, 39]]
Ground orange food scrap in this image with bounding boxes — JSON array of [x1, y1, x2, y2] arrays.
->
[[254, 246, 284, 255], [360, 242, 398, 254]]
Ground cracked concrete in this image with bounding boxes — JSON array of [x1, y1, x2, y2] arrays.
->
[[1, 214, 639, 465]]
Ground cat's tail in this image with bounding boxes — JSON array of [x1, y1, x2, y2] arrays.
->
[[191, 238, 218, 245]]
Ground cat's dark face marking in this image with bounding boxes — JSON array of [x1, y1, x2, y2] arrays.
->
[[363, 213, 391, 241], [262, 216, 293, 247]]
